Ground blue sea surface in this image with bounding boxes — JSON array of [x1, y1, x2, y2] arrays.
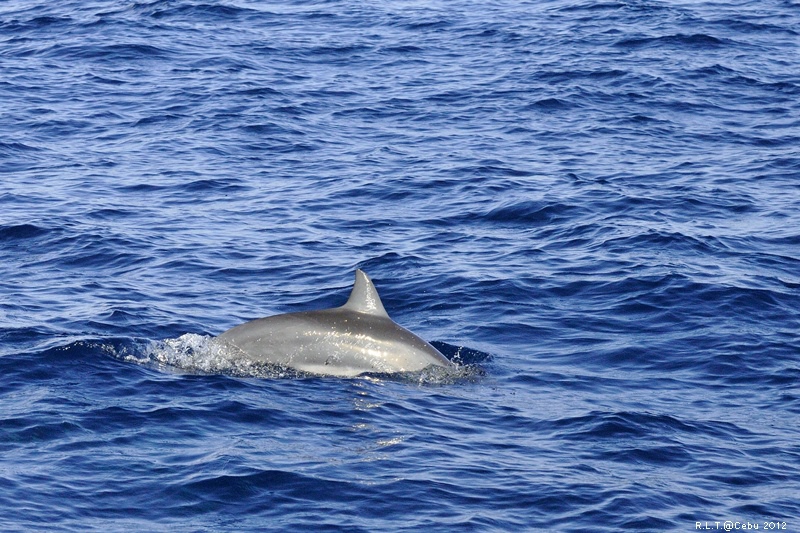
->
[[1, 0, 799, 531]]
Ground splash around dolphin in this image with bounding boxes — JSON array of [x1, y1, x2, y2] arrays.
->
[[216, 270, 452, 377]]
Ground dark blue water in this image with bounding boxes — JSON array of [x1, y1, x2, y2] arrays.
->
[[2, 0, 799, 530]]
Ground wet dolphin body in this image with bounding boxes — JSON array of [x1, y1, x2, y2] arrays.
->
[[216, 270, 451, 377]]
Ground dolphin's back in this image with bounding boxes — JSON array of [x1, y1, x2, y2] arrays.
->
[[218, 308, 448, 376], [216, 270, 450, 377]]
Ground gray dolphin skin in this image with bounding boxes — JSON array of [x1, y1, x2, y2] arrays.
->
[[216, 270, 451, 377]]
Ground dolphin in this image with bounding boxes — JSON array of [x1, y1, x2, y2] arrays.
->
[[216, 270, 452, 377]]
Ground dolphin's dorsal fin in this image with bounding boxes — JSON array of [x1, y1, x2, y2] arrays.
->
[[342, 269, 390, 318]]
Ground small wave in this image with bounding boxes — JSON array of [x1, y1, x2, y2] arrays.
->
[[0, 223, 50, 241], [484, 200, 585, 226], [528, 97, 573, 111], [615, 33, 729, 49], [0, 140, 42, 154], [149, 3, 260, 22], [39, 42, 173, 61]]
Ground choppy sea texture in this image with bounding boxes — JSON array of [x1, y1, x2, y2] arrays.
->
[[1, 0, 799, 531]]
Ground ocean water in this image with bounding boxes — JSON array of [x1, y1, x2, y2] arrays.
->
[[1, 0, 799, 530]]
